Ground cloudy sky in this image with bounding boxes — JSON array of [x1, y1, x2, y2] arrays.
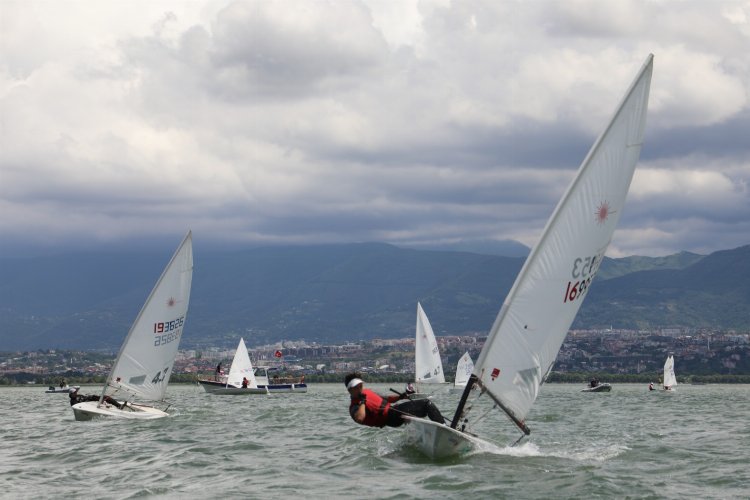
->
[[1, 0, 749, 258]]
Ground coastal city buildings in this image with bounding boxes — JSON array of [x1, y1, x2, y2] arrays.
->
[[1, 329, 748, 383]]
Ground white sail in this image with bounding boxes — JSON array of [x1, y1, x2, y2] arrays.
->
[[454, 352, 474, 388], [104, 231, 193, 402], [468, 55, 653, 431], [226, 338, 258, 388], [663, 355, 677, 389], [415, 302, 445, 384]]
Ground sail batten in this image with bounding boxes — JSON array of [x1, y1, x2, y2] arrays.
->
[[462, 55, 653, 428]]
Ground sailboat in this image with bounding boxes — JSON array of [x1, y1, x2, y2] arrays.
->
[[410, 302, 445, 398], [198, 338, 268, 394], [449, 352, 474, 394], [404, 54, 653, 458], [72, 231, 194, 420], [663, 355, 677, 390]]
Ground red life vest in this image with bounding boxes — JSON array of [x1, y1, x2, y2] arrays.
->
[[350, 388, 390, 427]]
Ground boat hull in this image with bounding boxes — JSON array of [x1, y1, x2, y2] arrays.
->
[[46, 386, 79, 393], [403, 416, 489, 459], [72, 401, 169, 421], [198, 380, 307, 394], [581, 383, 612, 392]]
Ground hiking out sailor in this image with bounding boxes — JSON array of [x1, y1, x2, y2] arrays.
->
[[344, 373, 444, 428], [68, 387, 125, 409]]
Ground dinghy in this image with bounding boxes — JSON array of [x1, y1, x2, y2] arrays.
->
[[72, 231, 193, 420], [198, 338, 269, 394], [46, 384, 79, 394], [663, 355, 677, 391], [409, 302, 445, 399], [449, 352, 474, 394], [405, 55, 653, 458], [581, 383, 612, 393]]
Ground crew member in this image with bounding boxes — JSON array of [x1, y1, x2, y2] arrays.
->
[[68, 387, 125, 409], [344, 373, 445, 428]]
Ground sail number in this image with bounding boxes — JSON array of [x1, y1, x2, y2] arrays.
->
[[151, 367, 169, 384], [564, 252, 604, 303], [154, 316, 185, 346]]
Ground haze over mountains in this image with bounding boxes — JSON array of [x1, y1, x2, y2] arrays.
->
[[0, 242, 748, 351]]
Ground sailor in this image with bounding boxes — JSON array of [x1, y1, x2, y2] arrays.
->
[[344, 373, 445, 428], [68, 387, 125, 409], [648, 382, 654, 391], [241, 377, 249, 389]]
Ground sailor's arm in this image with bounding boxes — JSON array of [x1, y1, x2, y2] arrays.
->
[[350, 400, 366, 424]]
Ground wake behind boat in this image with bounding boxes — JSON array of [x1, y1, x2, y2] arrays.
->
[[72, 231, 193, 421], [405, 55, 653, 458]]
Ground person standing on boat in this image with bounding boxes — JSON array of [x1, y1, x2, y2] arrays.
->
[[215, 362, 223, 381], [344, 373, 445, 428]]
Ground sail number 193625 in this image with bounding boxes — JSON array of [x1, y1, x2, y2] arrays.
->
[[153, 316, 185, 346], [563, 252, 603, 303]]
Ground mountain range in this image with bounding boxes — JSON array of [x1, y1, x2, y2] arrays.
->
[[0, 242, 748, 351]]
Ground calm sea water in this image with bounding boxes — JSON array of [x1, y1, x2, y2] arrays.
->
[[1, 383, 748, 499]]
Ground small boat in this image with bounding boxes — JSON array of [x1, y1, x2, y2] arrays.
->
[[72, 231, 193, 420], [46, 385, 79, 394], [253, 366, 307, 393], [405, 55, 653, 458], [198, 338, 270, 394], [449, 352, 474, 394], [409, 302, 446, 399], [581, 383, 612, 393], [663, 355, 677, 391]]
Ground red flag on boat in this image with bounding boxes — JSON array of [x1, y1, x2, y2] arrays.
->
[[274, 350, 283, 358]]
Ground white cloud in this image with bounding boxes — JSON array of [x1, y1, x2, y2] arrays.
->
[[1, 0, 749, 257]]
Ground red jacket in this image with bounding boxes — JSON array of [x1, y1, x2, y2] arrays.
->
[[350, 388, 390, 427]]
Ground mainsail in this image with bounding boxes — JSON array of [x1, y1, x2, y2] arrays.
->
[[454, 352, 474, 388], [226, 338, 258, 388], [415, 302, 445, 384], [103, 231, 193, 403], [453, 55, 653, 434], [663, 355, 677, 389]]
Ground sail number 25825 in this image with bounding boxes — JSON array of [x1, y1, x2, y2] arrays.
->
[[563, 252, 604, 303]]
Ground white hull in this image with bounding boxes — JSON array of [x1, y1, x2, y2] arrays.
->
[[198, 380, 307, 394], [581, 383, 612, 392], [201, 386, 270, 395], [72, 401, 169, 421], [46, 386, 79, 393], [403, 416, 489, 459]]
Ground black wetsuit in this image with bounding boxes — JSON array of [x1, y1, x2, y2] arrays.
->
[[386, 399, 445, 427], [69, 393, 99, 406]]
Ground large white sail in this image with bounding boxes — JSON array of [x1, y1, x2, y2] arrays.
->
[[454, 352, 474, 388], [663, 355, 677, 389], [467, 55, 653, 431], [226, 338, 258, 388], [104, 231, 193, 402], [415, 302, 445, 384]]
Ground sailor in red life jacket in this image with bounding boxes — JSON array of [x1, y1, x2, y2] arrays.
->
[[345, 373, 445, 428]]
